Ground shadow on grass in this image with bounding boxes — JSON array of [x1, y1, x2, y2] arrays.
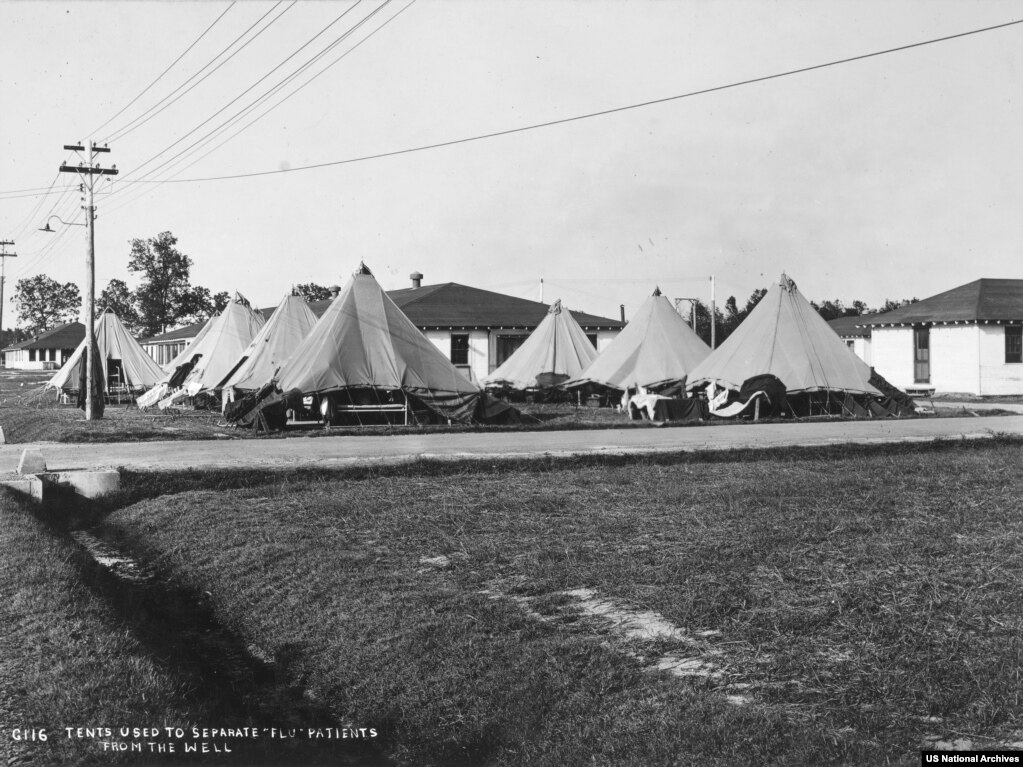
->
[[27, 493, 392, 767]]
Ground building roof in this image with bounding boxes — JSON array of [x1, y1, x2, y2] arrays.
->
[[859, 278, 1023, 326], [827, 315, 872, 338], [142, 282, 621, 341], [2, 322, 85, 352], [141, 282, 624, 345], [355, 282, 623, 330], [141, 323, 209, 345]]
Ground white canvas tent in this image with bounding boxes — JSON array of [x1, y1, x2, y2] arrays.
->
[[219, 292, 318, 393], [274, 265, 483, 423], [566, 288, 710, 392], [138, 292, 265, 408], [481, 299, 598, 390], [160, 315, 214, 373], [46, 309, 164, 394], [686, 273, 882, 397]]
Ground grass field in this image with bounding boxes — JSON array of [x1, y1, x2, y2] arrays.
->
[[84, 439, 1023, 766], [0, 491, 202, 765]]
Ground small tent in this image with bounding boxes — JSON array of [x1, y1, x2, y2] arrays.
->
[[271, 265, 483, 424], [160, 315, 214, 373], [686, 274, 889, 414], [565, 288, 710, 393], [481, 299, 598, 390], [218, 291, 318, 394], [46, 308, 164, 394], [173, 292, 265, 397], [137, 293, 265, 408]]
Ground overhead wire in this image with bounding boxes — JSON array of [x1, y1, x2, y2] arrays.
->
[[133, 0, 399, 185], [102, 0, 409, 219], [102, 1, 294, 145], [89, 2, 237, 141], [111, 1, 366, 188], [99, 0, 397, 220], [119, 16, 1023, 184]]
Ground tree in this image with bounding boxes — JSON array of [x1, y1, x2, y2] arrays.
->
[[13, 275, 81, 333], [811, 299, 849, 322], [127, 231, 207, 337], [97, 278, 140, 330], [294, 282, 332, 301], [877, 297, 919, 314], [179, 286, 231, 324]]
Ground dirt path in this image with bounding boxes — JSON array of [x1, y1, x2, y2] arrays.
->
[[1, 414, 1020, 475]]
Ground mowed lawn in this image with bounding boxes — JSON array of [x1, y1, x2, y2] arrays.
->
[[0, 493, 200, 766], [96, 440, 1023, 766]]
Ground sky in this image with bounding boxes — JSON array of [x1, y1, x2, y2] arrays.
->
[[1, 0, 1022, 330]]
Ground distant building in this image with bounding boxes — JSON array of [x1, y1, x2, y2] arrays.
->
[[860, 278, 1023, 395], [141, 275, 625, 383], [1, 322, 85, 370], [827, 315, 871, 366]]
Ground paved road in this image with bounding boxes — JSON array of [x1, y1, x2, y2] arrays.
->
[[1, 415, 1020, 475]]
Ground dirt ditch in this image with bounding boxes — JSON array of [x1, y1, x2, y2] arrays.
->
[[64, 526, 390, 767]]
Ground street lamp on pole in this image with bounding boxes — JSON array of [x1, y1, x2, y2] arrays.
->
[[38, 215, 87, 233], [56, 141, 117, 421]]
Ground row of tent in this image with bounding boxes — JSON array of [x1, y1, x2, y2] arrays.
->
[[50, 265, 510, 426], [479, 272, 912, 417], [46, 268, 912, 426]]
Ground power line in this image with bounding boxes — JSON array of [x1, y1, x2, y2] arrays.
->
[[122, 16, 1023, 184], [90, 2, 236, 140], [113, 1, 365, 186], [102, 2, 294, 145], [108, 0, 402, 202]]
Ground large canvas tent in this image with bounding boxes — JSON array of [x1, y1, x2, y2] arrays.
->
[[46, 308, 164, 394], [565, 288, 711, 392], [268, 265, 485, 424], [684, 274, 911, 417], [481, 299, 598, 390], [687, 274, 882, 397], [219, 291, 318, 394], [138, 292, 265, 408]]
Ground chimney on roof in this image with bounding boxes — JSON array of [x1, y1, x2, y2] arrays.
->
[[410, 271, 423, 289], [328, 284, 341, 299]]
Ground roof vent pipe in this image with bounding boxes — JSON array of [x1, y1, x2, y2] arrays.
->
[[410, 271, 423, 289], [620, 304, 625, 323]]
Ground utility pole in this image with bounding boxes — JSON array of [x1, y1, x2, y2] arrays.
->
[[710, 275, 716, 350], [59, 141, 117, 421], [0, 241, 16, 347]]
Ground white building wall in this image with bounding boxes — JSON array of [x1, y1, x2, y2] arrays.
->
[[596, 330, 618, 353], [423, 330, 489, 384], [979, 325, 1023, 395], [929, 325, 980, 394], [839, 337, 871, 366], [869, 327, 915, 390]]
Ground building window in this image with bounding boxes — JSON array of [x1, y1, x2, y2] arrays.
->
[[913, 327, 930, 384], [495, 335, 527, 367], [1007, 326, 1023, 364], [586, 333, 598, 349], [450, 334, 470, 366], [29, 349, 36, 362]]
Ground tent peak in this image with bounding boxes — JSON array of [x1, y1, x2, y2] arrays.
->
[[779, 273, 797, 292], [232, 291, 251, 307], [548, 298, 563, 315], [356, 262, 373, 276], [652, 286, 662, 297]]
